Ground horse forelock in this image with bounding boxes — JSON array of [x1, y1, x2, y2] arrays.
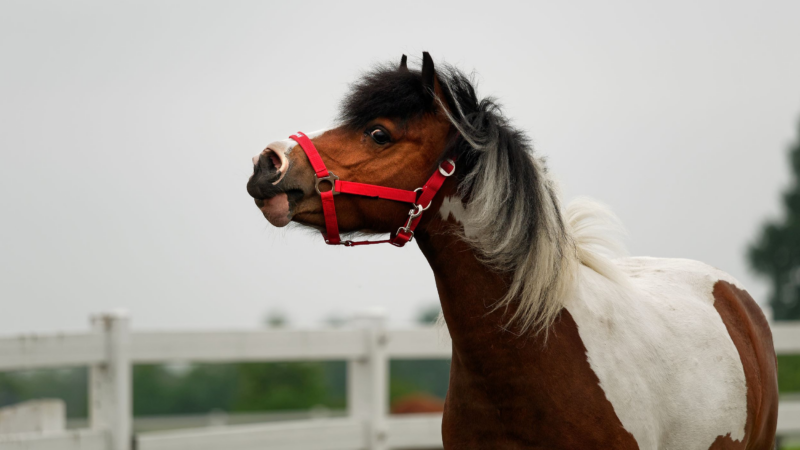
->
[[338, 63, 438, 129]]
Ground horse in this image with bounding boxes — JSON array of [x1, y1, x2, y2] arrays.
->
[[246, 53, 778, 449]]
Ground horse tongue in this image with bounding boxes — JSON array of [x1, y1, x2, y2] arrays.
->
[[260, 193, 291, 227]]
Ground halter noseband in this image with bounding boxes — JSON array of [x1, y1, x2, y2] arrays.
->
[[289, 131, 456, 247]]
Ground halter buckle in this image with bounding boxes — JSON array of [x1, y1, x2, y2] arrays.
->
[[315, 172, 340, 195]]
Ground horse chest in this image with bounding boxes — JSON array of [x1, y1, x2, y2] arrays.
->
[[442, 310, 640, 449]]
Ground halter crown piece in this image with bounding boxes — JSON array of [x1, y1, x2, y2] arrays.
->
[[289, 132, 456, 247]]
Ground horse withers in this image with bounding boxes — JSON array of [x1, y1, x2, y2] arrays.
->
[[246, 53, 778, 449]]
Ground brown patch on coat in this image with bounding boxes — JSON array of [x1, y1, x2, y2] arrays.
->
[[441, 309, 641, 449], [708, 281, 778, 450]]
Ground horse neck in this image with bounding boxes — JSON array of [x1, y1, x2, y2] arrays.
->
[[415, 210, 544, 356], [415, 213, 640, 448]]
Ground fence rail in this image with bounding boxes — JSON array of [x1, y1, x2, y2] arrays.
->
[[770, 323, 800, 353], [0, 429, 107, 450], [0, 332, 105, 371], [1, 330, 452, 371], [0, 311, 797, 450]]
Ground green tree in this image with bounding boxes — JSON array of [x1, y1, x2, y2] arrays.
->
[[133, 361, 345, 415], [0, 368, 88, 418], [749, 117, 800, 321], [133, 364, 239, 416], [389, 303, 451, 405], [415, 303, 441, 325], [234, 362, 344, 411], [264, 309, 288, 328]]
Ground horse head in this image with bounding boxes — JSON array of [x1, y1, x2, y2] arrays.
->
[[246, 52, 459, 243]]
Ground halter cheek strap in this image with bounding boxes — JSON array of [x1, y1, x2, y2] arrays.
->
[[289, 131, 456, 247]]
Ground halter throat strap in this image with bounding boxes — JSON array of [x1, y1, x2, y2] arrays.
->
[[289, 131, 455, 247]]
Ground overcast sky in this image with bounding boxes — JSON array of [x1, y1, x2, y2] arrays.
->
[[1, 1, 799, 334]]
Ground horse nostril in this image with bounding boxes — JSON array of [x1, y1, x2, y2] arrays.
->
[[252, 151, 282, 182], [257, 149, 284, 175], [247, 152, 286, 200], [268, 152, 281, 170]]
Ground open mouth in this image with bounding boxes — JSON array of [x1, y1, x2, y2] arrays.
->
[[257, 193, 291, 227], [254, 187, 306, 227]]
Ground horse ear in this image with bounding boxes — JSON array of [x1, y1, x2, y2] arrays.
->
[[399, 54, 408, 71], [421, 52, 435, 97]]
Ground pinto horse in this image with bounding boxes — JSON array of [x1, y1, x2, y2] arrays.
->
[[247, 53, 778, 449]]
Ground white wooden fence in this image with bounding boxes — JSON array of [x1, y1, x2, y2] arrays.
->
[[0, 310, 799, 450]]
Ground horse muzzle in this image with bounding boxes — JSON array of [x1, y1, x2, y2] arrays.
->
[[247, 146, 301, 227]]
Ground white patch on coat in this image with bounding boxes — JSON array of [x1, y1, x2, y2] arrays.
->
[[439, 196, 479, 239], [252, 128, 330, 184], [565, 257, 747, 450], [269, 128, 329, 157]]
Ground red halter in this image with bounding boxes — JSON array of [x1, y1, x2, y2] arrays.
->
[[289, 132, 456, 247]]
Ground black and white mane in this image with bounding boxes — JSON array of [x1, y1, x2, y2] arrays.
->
[[340, 59, 624, 334]]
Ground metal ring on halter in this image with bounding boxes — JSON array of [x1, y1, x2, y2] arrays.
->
[[409, 201, 431, 219], [315, 172, 340, 195], [412, 188, 435, 210], [439, 158, 456, 177]]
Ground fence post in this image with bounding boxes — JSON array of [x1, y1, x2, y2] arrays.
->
[[348, 308, 388, 450], [90, 311, 132, 450]]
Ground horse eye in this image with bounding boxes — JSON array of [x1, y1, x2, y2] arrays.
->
[[368, 128, 391, 145]]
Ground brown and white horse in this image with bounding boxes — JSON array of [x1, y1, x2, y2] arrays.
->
[[247, 53, 778, 449]]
